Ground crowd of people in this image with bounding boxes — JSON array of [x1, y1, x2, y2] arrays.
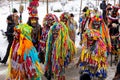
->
[[0, 0, 119, 80]]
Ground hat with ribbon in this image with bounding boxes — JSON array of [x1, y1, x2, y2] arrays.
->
[[43, 13, 59, 28], [28, 0, 39, 18]]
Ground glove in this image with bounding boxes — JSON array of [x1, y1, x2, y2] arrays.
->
[[0, 30, 6, 36], [77, 32, 80, 35]]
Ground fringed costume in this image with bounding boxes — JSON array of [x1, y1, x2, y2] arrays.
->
[[7, 24, 43, 80], [78, 29, 108, 79], [88, 15, 111, 53], [45, 22, 76, 80], [38, 13, 58, 64], [60, 12, 75, 43]]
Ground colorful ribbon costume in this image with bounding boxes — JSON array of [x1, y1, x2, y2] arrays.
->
[[60, 12, 75, 42], [88, 15, 111, 53], [78, 29, 108, 79], [45, 22, 76, 79], [8, 24, 43, 80], [38, 13, 58, 63]]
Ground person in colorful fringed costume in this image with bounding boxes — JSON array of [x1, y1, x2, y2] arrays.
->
[[60, 12, 76, 43], [76, 29, 108, 80], [38, 13, 58, 64], [88, 15, 111, 54], [7, 24, 43, 80], [78, 6, 91, 44], [45, 22, 76, 80]]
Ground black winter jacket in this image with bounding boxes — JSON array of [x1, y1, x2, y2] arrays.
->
[[5, 23, 15, 43], [100, 1, 107, 11]]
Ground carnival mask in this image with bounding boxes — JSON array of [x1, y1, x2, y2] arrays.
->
[[92, 20, 101, 29], [52, 29, 59, 40], [13, 30, 20, 40], [30, 18, 38, 27], [87, 36, 96, 47]]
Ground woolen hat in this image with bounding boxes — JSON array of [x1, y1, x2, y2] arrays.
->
[[12, 8, 18, 13]]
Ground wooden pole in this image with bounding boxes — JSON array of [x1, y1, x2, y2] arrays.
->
[[96, 0, 97, 6], [25, 0, 27, 10], [79, 0, 82, 41], [114, 0, 116, 5], [107, 0, 109, 4], [21, 0, 23, 3], [8, 0, 11, 14], [19, 5, 24, 23], [80, 0, 82, 15], [12, 0, 13, 9], [47, 0, 48, 13]]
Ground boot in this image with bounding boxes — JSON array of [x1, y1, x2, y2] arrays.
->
[[0, 59, 6, 64]]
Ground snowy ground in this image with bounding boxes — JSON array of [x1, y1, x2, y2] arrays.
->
[[0, 0, 118, 80]]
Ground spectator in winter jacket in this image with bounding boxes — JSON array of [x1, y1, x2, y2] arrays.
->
[[100, 0, 107, 24], [0, 15, 15, 64]]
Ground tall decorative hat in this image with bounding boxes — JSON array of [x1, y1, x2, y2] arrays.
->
[[27, 0, 39, 19], [43, 13, 59, 28], [60, 12, 70, 24]]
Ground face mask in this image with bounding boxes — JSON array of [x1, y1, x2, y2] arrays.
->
[[13, 31, 20, 39], [31, 19, 37, 24], [92, 21, 101, 29], [52, 29, 59, 40]]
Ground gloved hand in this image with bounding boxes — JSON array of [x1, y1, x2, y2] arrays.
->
[[0, 30, 6, 36], [77, 32, 80, 35]]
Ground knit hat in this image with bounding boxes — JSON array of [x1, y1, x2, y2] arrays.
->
[[82, 6, 88, 12], [70, 13, 74, 17], [12, 8, 18, 13]]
